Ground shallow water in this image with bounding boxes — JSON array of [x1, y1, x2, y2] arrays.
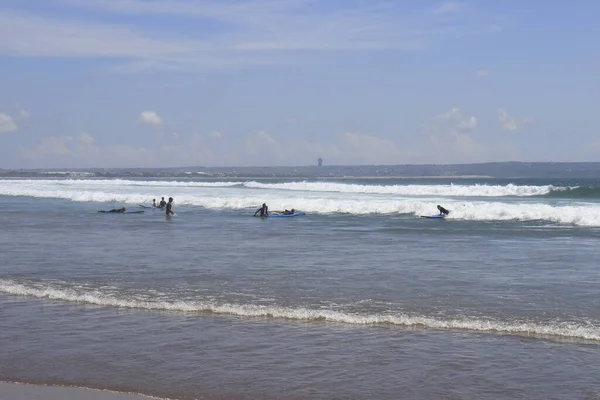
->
[[1, 177, 600, 399]]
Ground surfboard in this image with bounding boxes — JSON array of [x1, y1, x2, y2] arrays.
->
[[99, 210, 144, 214], [269, 211, 305, 218], [421, 214, 446, 219]]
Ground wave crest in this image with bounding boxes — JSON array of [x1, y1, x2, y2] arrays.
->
[[1, 279, 598, 342]]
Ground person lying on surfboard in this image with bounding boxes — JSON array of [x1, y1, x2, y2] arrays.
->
[[283, 209, 296, 215], [254, 203, 269, 217], [437, 205, 450, 215], [98, 207, 126, 213]]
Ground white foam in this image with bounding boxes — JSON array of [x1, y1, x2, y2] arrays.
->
[[441, 201, 600, 226], [1, 179, 599, 226], [1, 179, 564, 196], [0, 382, 171, 400], [1, 279, 599, 342], [3, 179, 243, 188], [243, 181, 562, 197]]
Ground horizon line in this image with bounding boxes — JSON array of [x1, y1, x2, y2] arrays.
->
[[2, 160, 599, 172]]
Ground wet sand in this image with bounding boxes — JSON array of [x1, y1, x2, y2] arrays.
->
[[0, 382, 161, 400]]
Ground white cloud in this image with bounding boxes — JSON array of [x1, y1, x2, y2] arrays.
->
[[19, 134, 156, 168], [19, 136, 73, 160], [0, 1, 504, 71], [428, 107, 487, 162], [231, 131, 285, 165], [138, 111, 162, 126], [231, 130, 417, 166], [433, 107, 477, 131], [19, 130, 290, 168], [78, 132, 95, 145], [475, 69, 489, 77], [0, 113, 18, 133], [16, 108, 526, 167], [13, 126, 478, 167], [18, 108, 30, 120], [255, 131, 278, 146], [340, 132, 407, 164], [0, 11, 190, 59], [458, 116, 477, 131], [498, 109, 517, 131], [498, 108, 533, 131], [159, 135, 216, 166], [433, 1, 466, 14]]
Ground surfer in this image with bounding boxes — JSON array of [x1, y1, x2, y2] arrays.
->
[[166, 197, 175, 216], [283, 209, 295, 215], [159, 197, 167, 208], [254, 203, 269, 217], [99, 207, 126, 213], [437, 205, 450, 215], [152, 199, 157, 207]]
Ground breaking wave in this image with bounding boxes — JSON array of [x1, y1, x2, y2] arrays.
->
[[1, 279, 599, 342], [243, 181, 563, 197], [2, 179, 600, 226], [1, 178, 568, 197]]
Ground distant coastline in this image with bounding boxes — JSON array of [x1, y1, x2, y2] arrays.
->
[[0, 173, 493, 179], [1, 162, 600, 179]]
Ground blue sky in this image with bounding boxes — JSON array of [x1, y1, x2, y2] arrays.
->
[[1, 0, 599, 168]]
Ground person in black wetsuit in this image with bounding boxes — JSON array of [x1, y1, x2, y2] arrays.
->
[[437, 205, 450, 215], [159, 197, 167, 208], [166, 197, 175, 216], [152, 199, 157, 207], [99, 207, 126, 213], [283, 208, 295, 215], [254, 203, 269, 217]]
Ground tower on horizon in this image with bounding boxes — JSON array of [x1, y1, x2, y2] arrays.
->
[[317, 157, 323, 167]]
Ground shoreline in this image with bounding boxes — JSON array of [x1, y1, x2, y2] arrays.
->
[[0, 382, 162, 400]]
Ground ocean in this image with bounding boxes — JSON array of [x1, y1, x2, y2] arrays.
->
[[1, 176, 600, 399]]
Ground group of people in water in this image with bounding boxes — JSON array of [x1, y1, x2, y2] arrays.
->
[[100, 200, 448, 218], [152, 197, 168, 208], [152, 197, 175, 216], [254, 203, 448, 217], [99, 196, 175, 216], [253, 203, 296, 217]]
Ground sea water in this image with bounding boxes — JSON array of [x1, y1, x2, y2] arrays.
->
[[1, 176, 600, 399]]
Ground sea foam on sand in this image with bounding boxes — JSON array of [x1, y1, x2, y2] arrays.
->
[[0, 382, 164, 400]]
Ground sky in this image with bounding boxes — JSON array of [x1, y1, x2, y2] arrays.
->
[[1, 0, 599, 168]]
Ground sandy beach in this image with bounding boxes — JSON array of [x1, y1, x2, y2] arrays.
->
[[0, 382, 160, 400]]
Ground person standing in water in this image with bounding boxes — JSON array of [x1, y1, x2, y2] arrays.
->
[[254, 203, 269, 217], [166, 197, 175, 216], [159, 197, 167, 208]]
